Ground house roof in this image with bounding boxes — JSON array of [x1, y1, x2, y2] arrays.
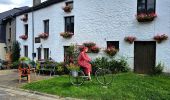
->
[[15, 0, 66, 16], [0, 6, 29, 23]]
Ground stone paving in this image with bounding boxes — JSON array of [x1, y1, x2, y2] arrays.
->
[[0, 69, 76, 100]]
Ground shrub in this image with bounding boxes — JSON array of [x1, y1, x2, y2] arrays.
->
[[91, 57, 130, 74], [153, 62, 164, 75], [11, 61, 20, 69], [11, 41, 20, 62], [55, 62, 65, 75]]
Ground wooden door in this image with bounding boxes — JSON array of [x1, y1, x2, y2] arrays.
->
[[134, 41, 156, 74]]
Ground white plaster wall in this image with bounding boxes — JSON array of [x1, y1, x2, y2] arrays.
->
[[0, 43, 6, 60], [16, 13, 33, 59], [16, 0, 170, 72]]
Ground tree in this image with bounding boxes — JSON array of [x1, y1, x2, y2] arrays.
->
[[11, 41, 20, 62]]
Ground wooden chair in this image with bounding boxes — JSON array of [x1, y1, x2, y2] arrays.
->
[[18, 63, 31, 83]]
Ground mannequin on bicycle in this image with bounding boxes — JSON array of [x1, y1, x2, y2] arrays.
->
[[78, 47, 92, 80]]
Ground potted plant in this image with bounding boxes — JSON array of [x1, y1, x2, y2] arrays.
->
[[67, 63, 80, 77], [62, 5, 72, 13], [153, 34, 168, 43], [19, 35, 28, 40], [124, 36, 136, 44], [39, 33, 49, 39], [83, 42, 96, 48], [136, 12, 157, 22], [60, 32, 74, 38], [104, 47, 118, 56], [91, 46, 100, 53]]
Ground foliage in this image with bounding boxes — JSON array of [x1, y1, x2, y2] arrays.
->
[[60, 32, 73, 38], [153, 62, 164, 75], [11, 41, 20, 62], [153, 34, 168, 43], [67, 63, 80, 71], [23, 73, 170, 100], [91, 57, 130, 74], [82, 42, 100, 53], [11, 61, 20, 69], [104, 47, 118, 57], [55, 62, 65, 75]]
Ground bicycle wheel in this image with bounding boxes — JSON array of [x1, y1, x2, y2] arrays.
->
[[95, 68, 113, 85], [69, 70, 85, 86]]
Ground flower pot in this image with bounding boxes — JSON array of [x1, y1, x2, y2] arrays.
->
[[71, 70, 78, 77]]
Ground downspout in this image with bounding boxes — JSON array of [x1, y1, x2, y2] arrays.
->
[[32, 7, 35, 60]]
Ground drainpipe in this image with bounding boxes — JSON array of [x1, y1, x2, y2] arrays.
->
[[32, 7, 35, 61]]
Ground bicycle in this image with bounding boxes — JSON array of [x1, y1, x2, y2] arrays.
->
[[69, 67, 113, 86]]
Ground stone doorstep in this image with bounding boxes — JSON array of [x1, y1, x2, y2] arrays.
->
[[0, 85, 80, 100]]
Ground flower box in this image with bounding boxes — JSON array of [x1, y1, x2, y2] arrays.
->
[[60, 32, 73, 38], [136, 13, 157, 22], [62, 5, 72, 13], [19, 35, 28, 40], [20, 14, 28, 22], [104, 47, 118, 56], [153, 34, 168, 43], [39, 33, 49, 39], [83, 42, 96, 48], [124, 36, 136, 44], [90, 46, 100, 53]]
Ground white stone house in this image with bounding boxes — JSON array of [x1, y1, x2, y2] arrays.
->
[[16, 0, 170, 73]]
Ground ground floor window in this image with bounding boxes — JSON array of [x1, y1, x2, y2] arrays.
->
[[24, 45, 28, 57], [44, 48, 49, 60], [107, 41, 119, 49], [37, 48, 41, 60]]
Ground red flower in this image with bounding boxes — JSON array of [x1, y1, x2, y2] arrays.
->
[[104, 47, 118, 56], [62, 5, 72, 13], [39, 33, 49, 39], [136, 12, 157, 22], [90, 46, 100, 53], [19, 35, 28, 40], [124, 36, 136, 44], [154, 34, 168, 43]]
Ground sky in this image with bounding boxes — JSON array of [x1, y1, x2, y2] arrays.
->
[[0, 0, 46, 13]]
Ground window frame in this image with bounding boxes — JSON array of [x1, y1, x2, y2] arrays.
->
[[64, 16, 74, 33], [44, 19, 49, 34], [44, 48, 49, 60], [107, 41, 119, 50], [24, 24, 28, 36], [24, 45, 28, 57], [137, 0, 156, 14]]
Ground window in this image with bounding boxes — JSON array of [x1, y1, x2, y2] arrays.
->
[[37, 48, 41, 60], [35, 37, 41, 43], [44, 48, 49, 60], [137, 0, 156, 14], [24, 24, 28, 36], [107, 41, 119, 49], [66, 1, 73, 9], [65, 16, 74, 33], [24, 45, 28, 57], [44, 20, 49, 34]]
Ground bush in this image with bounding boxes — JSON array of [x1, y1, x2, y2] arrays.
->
[[11, 61, 19, 69], [55, 62, 65, 75], [153, 62, 164, 75], [91, 57, 130, 74]]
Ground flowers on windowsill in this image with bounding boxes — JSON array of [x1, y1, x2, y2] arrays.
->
[[39, 33, 49, 39], [153, 34, 168, 43], [60, 32, 74, 38], [124, 36, 136, 44], [62, 5, 72, 13], [83, 42, 96, 48], [104, 47, 118, 57], [82, 42, 100, 53], [136, 13, 157, 22], [20, 15, 28, 22], [19, 35, 28, 40], [90, 46, 100, 53]]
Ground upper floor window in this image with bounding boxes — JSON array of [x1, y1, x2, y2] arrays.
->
[[65, 16, 74, 33], [137, 0, 156, 14], [24, 24, 28, 36], [66, 1, 73, 9], [44, 20, 49, 34]]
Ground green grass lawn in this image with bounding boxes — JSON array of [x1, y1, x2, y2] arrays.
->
[[22, 73, 170, 100]]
